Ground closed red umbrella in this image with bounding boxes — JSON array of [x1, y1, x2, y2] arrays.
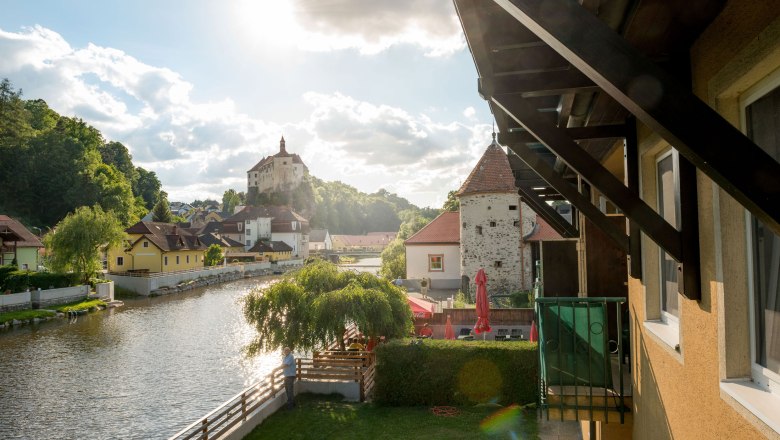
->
[[444, 315, 455, 340], [473, 268, 491, 335], [529, 319, 538, 343]]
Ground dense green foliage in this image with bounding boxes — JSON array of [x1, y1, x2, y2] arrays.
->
[[442, 190, 460, 211], [221, 189, 244, 215], [243, 393, 538, 440], [43, 205, 125, 284], [242, 260, 413, 355], [378, 213, 432, 280], [0, 78, 162, 228], [204, 244, 223, 267], [0, 266, 79, 292], [152, 192, 173, 223], [374, 339, 538, 406]]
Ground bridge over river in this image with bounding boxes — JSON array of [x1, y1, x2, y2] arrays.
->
[[0, 277, 281, 440]]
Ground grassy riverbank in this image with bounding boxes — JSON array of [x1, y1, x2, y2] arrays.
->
[[244, 394, 538, 439], [56, 298, 106, 312], [0, 309, 56, 324]]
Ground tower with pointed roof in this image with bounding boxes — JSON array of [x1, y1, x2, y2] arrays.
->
[[247, 136, 308, 195], [457, 133, 536, 297]]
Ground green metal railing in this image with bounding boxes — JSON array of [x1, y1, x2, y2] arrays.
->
[[536, 296, 627, 424]]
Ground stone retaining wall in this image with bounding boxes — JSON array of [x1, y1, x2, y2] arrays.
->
[[31, 285, 90, 309], [0, 291, 32, 312]]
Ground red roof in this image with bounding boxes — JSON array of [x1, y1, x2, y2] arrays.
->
[[404, 212, 460, 245], [524, 215, 565, 241], [456, 138, 517, 196]]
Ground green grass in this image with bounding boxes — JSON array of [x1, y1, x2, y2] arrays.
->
[[0, 309, 56, 324], [56, 298, 105, 312], [243, 394, 538, 440]]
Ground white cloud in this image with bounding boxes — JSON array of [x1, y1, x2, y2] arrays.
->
[[233, 0, 466, 57], [0, 25, 489, 208]]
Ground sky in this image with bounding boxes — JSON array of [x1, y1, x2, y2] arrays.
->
[[0, 0, 496, 209]]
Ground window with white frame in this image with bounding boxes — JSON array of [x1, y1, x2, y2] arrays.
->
[[744, 78, 780, 387], [656, 149, 681, 324], [428, 255, 443, 272]]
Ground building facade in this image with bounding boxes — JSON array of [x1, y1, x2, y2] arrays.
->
[[404, 211, 461, 289], [457, 137, 535, 296], [246, 137, 307, 194], [108, 222, 207, 273]]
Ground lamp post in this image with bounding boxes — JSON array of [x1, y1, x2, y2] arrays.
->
[[31, 226, 42, 237]]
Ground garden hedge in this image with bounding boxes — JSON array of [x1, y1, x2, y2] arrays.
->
[[374, 339, 537, 406], [0, 269, 79, 293]]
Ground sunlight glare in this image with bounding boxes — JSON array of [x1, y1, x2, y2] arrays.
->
[[233, 0, 299, 50]]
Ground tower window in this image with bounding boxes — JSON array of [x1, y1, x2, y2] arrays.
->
[[489, 221, 497, 227], [494, 261, 502, 268], [476, 226, 482, 235], [509, 205, 517, 210], [514, 220, 520, 227]]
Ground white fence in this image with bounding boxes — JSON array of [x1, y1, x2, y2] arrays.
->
[[31, 285, 89, 308], [107, 262, 277, 296], [0, 291, 31, 312]]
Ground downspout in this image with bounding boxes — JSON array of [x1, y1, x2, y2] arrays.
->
[[519, 200, 525, 291]]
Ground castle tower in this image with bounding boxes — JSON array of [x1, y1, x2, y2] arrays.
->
[[457, 133, 535, 297]]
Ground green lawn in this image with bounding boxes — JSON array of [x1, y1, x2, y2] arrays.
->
[[244, 394, 538, 440], [56, 298, 105, 312], [0, 309, 55, 324]]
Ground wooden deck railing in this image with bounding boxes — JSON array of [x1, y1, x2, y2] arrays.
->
[[168, 350, 377, 440], [168, 366, 284, 440]]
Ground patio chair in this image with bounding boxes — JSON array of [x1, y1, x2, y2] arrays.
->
[[495, 328, 510, 341], [457, 328, 474, 341], [510, 328, 524, 340]]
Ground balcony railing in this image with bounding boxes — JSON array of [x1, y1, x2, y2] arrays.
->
[[536, 297, 628, 423]]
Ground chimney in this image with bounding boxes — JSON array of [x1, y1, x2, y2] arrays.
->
[[280, 136, 286, 154], [172, 225, 178, 235]]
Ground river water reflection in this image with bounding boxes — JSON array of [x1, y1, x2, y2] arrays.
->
[[0, 277, 279, 440]]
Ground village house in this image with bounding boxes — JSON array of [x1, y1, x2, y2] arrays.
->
[[456, 0, 780, 438], [107, 221, 207, 273], [221, 205, 309, 258], [404, 211, 461, 290], [0, 215, 43, 271], [308, 229, 332, 252], [331, 232, 396, 253], [247, 137, 307, 194], [248, 240, 293, 262]]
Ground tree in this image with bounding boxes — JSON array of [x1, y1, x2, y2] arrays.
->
[[442, 190, 460, 212], [204, 244, 223, 266], [222, 189, 242, 214], [134, 167, 161, 209], [44, 205, 125, 284], [378, 238, 405, 281], [243, 260, 412, 354], [152, 192, 173, 223]]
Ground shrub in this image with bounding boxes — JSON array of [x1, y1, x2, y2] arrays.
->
[[374, 339, 537, 406], [1, 270, 79, 293], [510, 290, 534, 308]]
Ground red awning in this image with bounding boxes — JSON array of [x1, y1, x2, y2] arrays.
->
[[407, 296, 435, 319]]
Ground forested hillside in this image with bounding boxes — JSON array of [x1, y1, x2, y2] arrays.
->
[[0, 79, 161, 229]]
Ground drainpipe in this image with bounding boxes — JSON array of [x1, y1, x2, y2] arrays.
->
[[519, 200, 525, 291]]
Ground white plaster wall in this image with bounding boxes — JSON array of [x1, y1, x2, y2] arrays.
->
[[405, 244, 460, 281], [272, 232, 307, 258], [459, 193, 529, 295]]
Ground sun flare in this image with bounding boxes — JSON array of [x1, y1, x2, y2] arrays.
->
[[233, 0, 298, 48]]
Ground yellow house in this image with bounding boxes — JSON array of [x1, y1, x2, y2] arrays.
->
[[108, 222, 207, 273], [248, 240, 292, 262], [457, 1, 780, 439]]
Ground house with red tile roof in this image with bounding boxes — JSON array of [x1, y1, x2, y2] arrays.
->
[[404, 212, 461, 289], [0, 215, 44, 271]]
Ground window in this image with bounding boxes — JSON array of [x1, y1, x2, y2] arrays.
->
[[746, 81, 780, 383], [429, 255, 443, 271], [176, 256, 180, 264], [116, 257, 124, 266], [164, 256, 168, 266], [490, 221, 497, 227], [143, 241, 149, 248], [656, 150, 681, 323], [21, 264, 28, 270], [514, 220, 520, 227], [494, 261, 502, 268], [246, 240, 251, 246], [238, 223, 243, 231], [246, 229, 251, 236], [186, 255, 190, 263], [509, 205, 517, 210], [476, 226, 482, 235], [462, 222, 466, 229]]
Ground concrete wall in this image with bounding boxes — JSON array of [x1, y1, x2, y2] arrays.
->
[[107, 262, 274, 295], [405, 244, 460, 283], [31, 285, 89, 308], [0, 291, 31, 312], [460, 194, 534, 296], [630, 4, 780, 439], [96, 281, 114, 301]]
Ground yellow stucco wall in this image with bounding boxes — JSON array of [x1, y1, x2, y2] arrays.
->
[[630, 3, 780, 439], [107, 236, 204, 273]]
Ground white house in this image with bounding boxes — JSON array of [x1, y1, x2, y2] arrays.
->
[[404, 211, 461, 290], [308, 229, 332, 251], [222, 205, 309, 258]]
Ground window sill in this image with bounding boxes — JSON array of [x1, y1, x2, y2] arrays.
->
[[643, 320, 680, 351], [721, 379, 780, 436]]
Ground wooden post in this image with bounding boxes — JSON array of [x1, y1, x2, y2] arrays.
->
[[241, 392, 246, 420], [202, 418, 208, 440]]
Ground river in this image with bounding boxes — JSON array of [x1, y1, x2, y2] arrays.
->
[[0, 277, 280, 440]]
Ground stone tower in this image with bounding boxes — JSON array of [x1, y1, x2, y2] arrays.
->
[[457, 134, 535, 297]]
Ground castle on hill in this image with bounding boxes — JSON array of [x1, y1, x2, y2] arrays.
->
[[247, 137, 307, 195]]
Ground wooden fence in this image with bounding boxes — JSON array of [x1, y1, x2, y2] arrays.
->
[[168, 366, 285, 440], [416, 308, 535, 326]]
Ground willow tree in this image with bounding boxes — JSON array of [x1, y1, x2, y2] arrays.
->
[[44, 205, 125, 283], [242, 260, 413, 355]]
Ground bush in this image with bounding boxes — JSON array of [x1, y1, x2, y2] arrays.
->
[[0, 270, 80, 293], [510, 290, 534, 308], [374, 339, 537, 406]]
